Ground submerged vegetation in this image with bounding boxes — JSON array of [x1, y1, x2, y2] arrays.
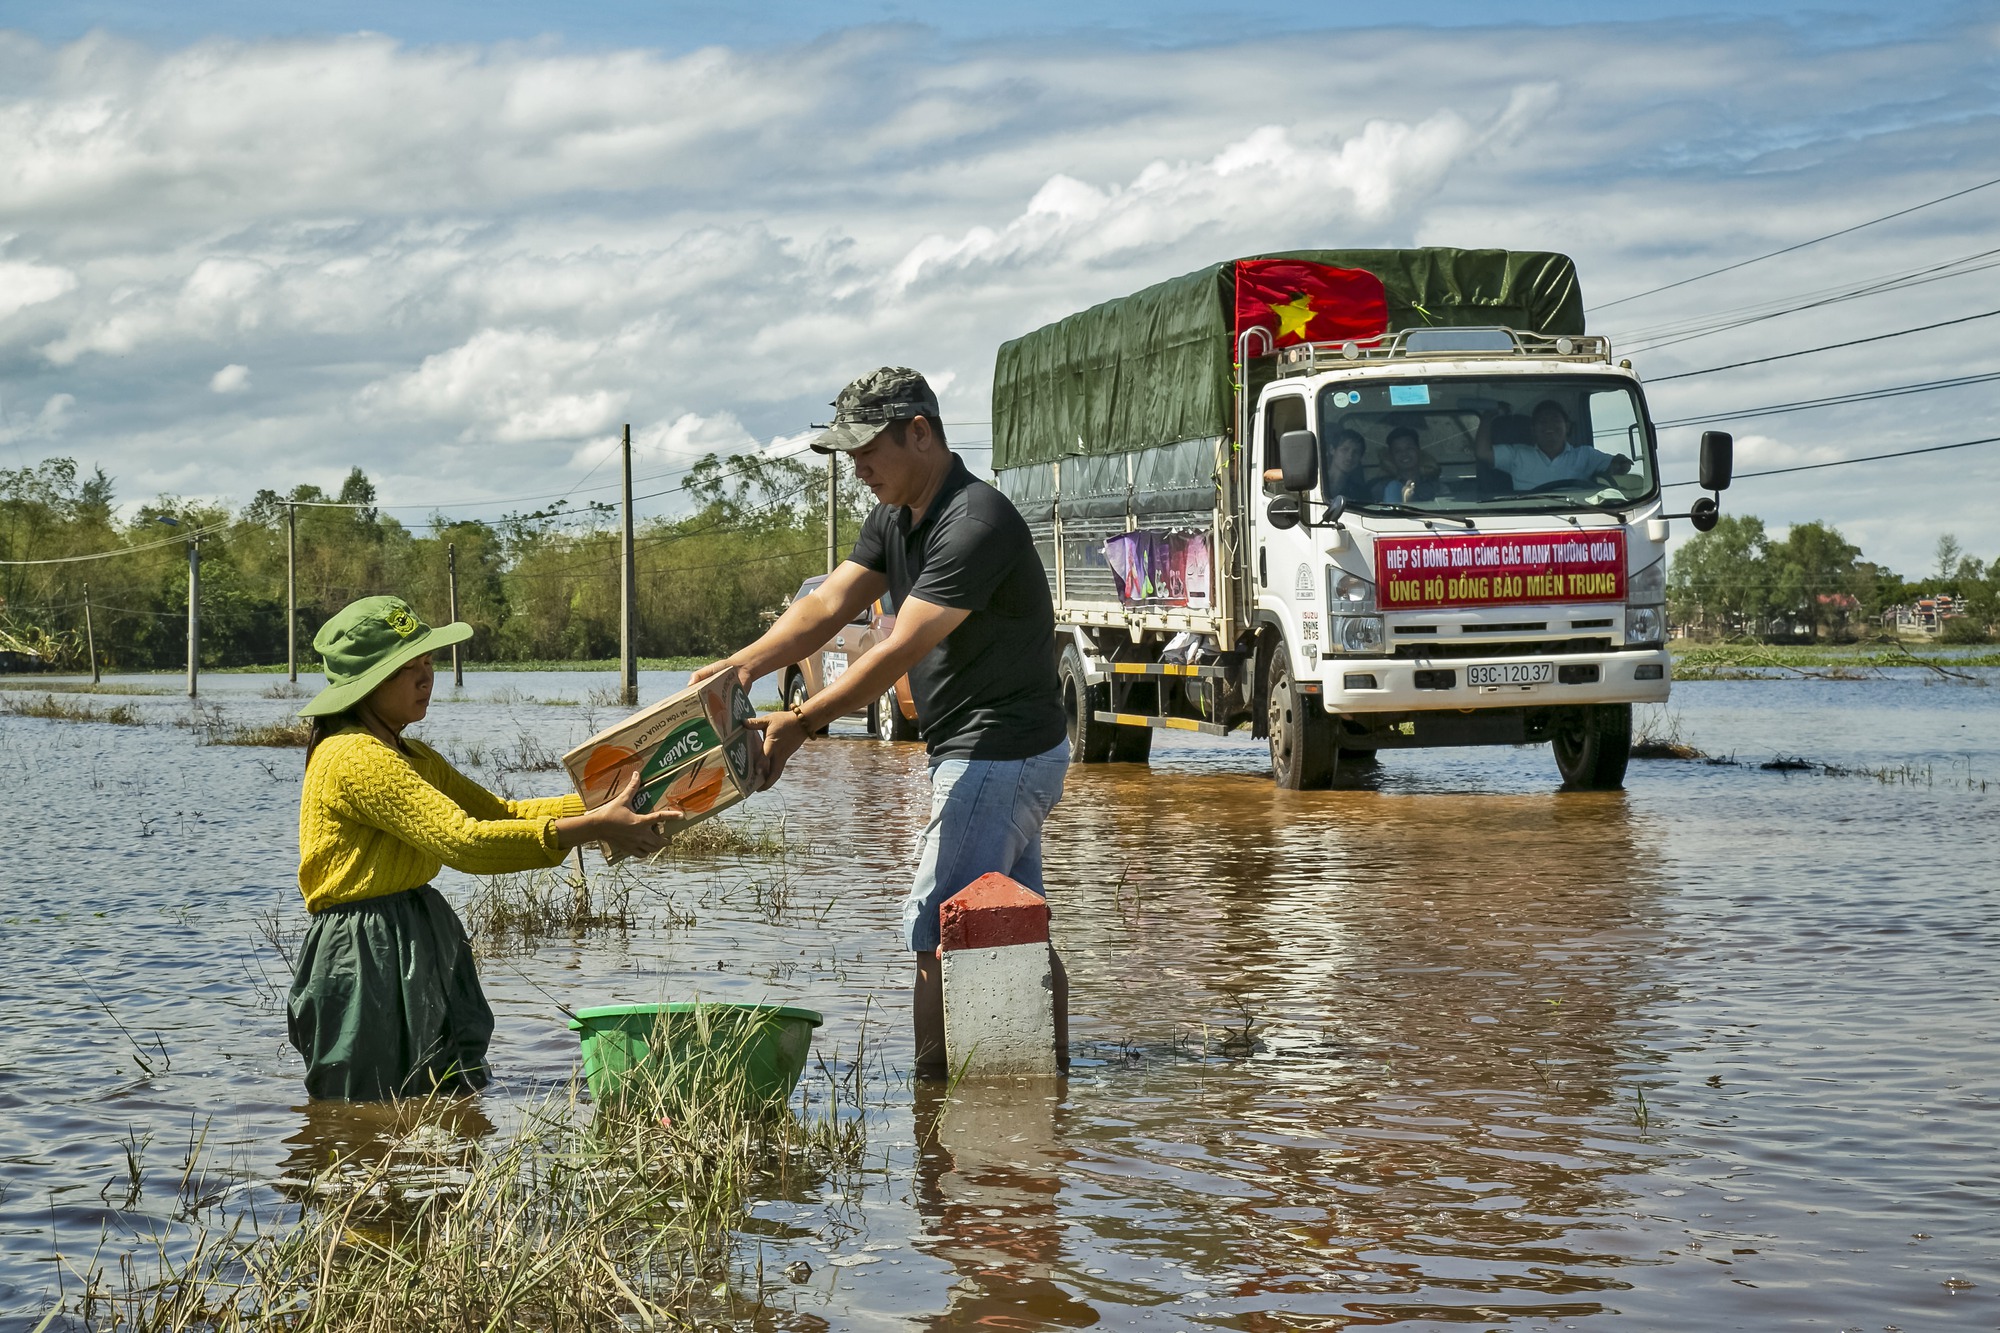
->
[[1671, 641, 1998, 680], [58, 1044, 873, 1331], [0, 693, 145, 725]]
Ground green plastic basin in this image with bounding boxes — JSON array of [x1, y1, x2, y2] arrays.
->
[[567, 1001, 824, 1108]]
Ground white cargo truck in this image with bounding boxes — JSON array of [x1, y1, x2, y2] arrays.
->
[[991, 249, 1733, 789]]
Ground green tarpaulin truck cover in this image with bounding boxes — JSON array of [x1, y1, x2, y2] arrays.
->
[[991, 248, 1583, 471]]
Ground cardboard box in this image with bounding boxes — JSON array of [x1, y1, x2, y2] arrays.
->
[[561, 674, 759, 858]]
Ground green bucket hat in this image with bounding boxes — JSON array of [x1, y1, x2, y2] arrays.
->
[[298, 596, 472, 718]]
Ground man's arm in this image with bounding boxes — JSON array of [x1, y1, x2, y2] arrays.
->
[[691, 560, 888, 688], [747, 595, 968, 789]]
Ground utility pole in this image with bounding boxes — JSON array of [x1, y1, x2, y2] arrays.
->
[[826, 451, 838, 574], [186, 536, 200, 699], [83, 582, 98, 685], [619, 423, 638, 707], [285, 501, 298, 683], [447, 541, 463, 688]]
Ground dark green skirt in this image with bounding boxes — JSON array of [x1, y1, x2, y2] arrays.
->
[[286, 884, 493, 1101]]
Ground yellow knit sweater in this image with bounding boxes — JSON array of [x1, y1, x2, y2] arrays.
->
[[298, 726, 585, 913]]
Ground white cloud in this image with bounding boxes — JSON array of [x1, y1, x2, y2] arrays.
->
[[209, 362, 248, 393], [0, 20, 1992, 569], [0, 259, 76, 318]]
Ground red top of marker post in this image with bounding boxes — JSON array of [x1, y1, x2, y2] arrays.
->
[[939, 873, 1050, 952]]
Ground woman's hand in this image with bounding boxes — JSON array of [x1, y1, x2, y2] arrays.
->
[[555, 770, 677, 858]]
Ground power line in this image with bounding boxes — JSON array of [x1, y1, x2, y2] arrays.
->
[[0, 520, 229, 566], [1646, 306, 2000, 383], [1662, 433, 2000, 487], [1590, 173, 2000, 313], [1653, 369, 2000, 429], [1613, 244, 2000, 354]]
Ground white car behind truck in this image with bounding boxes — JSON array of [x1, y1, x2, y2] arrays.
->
[[991, 248, 1734, 790]]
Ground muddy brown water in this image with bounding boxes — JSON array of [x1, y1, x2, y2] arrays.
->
[[1, 670, 1996, 1330]]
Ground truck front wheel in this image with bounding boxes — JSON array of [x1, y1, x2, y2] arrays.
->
[[1552, 703, 1632, 790], [1060, 645, 1114, 764], [1266, 645, 1337, 789]]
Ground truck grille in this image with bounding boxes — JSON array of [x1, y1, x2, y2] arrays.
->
[[1391, 636, 1613, 660]]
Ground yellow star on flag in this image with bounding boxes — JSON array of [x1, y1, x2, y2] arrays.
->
[[1270, 293, 1316, 340]]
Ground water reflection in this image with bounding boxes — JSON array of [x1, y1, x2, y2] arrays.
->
[[1034, 770, 1667, 1323], [912, 1081, 1094, 1329]]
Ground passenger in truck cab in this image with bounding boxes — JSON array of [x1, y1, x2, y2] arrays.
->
[[1324, 429, 1370, 503], [1374, 427, 1441, 504], [1476, 399, 1631, 490]]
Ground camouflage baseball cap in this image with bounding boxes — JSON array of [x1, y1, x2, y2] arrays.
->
[[810, 366, 941, 454]]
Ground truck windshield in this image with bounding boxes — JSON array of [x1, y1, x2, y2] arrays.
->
[[1315, 376, 1656, 516]]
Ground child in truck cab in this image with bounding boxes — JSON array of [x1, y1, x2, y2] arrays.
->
[[1374, 427, 1442, 504]]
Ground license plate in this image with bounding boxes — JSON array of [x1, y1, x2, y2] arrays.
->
[[822, 650, 848, 684], [1468, 661, 1553, 687]]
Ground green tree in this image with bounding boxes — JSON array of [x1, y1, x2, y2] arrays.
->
[[1668, 514, 1773, 638], [1772, 520, 1862, 640]]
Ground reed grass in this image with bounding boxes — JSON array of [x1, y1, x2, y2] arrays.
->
[[465, 865, 638, 952], [1, 693, 146, 725], [0, 679, 166, 695], [204, 720, 312, 748], [1630, 707, 1706, 761], [57, 1030, 871, 1332]]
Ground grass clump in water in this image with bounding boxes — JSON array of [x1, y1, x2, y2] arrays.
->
[[1, 693, 146, 725], [465, 865, 639, 951], [205, 719, 312, 748], [1630, 707, 1706, 761], [0, 678, 166, 696], [66, 1041, 871, 1332]]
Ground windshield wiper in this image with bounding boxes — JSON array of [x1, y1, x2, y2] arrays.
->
[[1347, 501, 1474, 528]]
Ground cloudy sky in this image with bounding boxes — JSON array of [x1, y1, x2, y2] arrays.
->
[[1, 0, 1995, 573]]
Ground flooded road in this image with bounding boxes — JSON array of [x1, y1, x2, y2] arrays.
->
[[2, 669, 1996, 1329]]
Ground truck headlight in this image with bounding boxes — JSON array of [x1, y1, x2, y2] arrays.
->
[[1625, 604, 1664, 645], [1331, 570, 1378, 613], [1336, 615, 1384, 653]]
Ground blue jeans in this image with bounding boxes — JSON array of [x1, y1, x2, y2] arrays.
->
[[902, 739, 1069, 952]]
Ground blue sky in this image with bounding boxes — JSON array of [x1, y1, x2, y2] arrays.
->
[[0, 1, 1996, 573]]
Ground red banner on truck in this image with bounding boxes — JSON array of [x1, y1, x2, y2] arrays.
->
[[1376, 532, 1626, 610]]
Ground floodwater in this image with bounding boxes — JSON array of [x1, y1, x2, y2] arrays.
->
[[2, 666, 1996, 1330]]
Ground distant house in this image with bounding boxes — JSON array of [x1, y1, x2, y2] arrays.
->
[[1886, 594, 1964, 636]]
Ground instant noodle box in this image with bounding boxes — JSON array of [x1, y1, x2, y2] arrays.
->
[[562, 674, 758, 860]]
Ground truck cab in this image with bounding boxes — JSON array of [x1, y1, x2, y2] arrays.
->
[[1247, 328, 1670, 787]]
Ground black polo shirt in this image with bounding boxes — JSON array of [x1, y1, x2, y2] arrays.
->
[[848, 455, 1065, 761]]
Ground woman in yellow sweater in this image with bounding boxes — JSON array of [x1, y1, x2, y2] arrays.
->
[[290, 596, 665, 1100]]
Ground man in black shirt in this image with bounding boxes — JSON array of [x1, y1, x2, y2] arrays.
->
[[694, 367, 1069, 1075]]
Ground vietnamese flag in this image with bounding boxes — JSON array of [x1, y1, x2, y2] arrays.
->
[[1234, 258, 1388, 350]]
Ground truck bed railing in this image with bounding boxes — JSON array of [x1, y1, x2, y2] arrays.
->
[[1274, 327, 1611, 379]]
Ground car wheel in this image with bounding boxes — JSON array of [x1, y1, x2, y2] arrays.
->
[[784, 672, 829, 738], [1266, 642, 1336, 790], [872, 683, 919, 742], [1552, 703, 1631, 790]]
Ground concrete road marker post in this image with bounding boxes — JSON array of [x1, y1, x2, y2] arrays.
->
[[939, 873, 1058, 1079]]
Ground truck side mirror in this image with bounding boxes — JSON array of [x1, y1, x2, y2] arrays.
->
[[1278, 430, 1318, 492], [1699, 431, 1733, 491], [1265, 494, 1304, 531]]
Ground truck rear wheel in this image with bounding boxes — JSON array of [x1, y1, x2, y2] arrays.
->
[[1060, 645, 1114, 763], [1552, 703, 1632, 790], [1266, 644, 1337, 789]]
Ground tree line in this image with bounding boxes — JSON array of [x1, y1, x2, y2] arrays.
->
[[0, 454, 874, 672], [1667, 515, 1997, 642]]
